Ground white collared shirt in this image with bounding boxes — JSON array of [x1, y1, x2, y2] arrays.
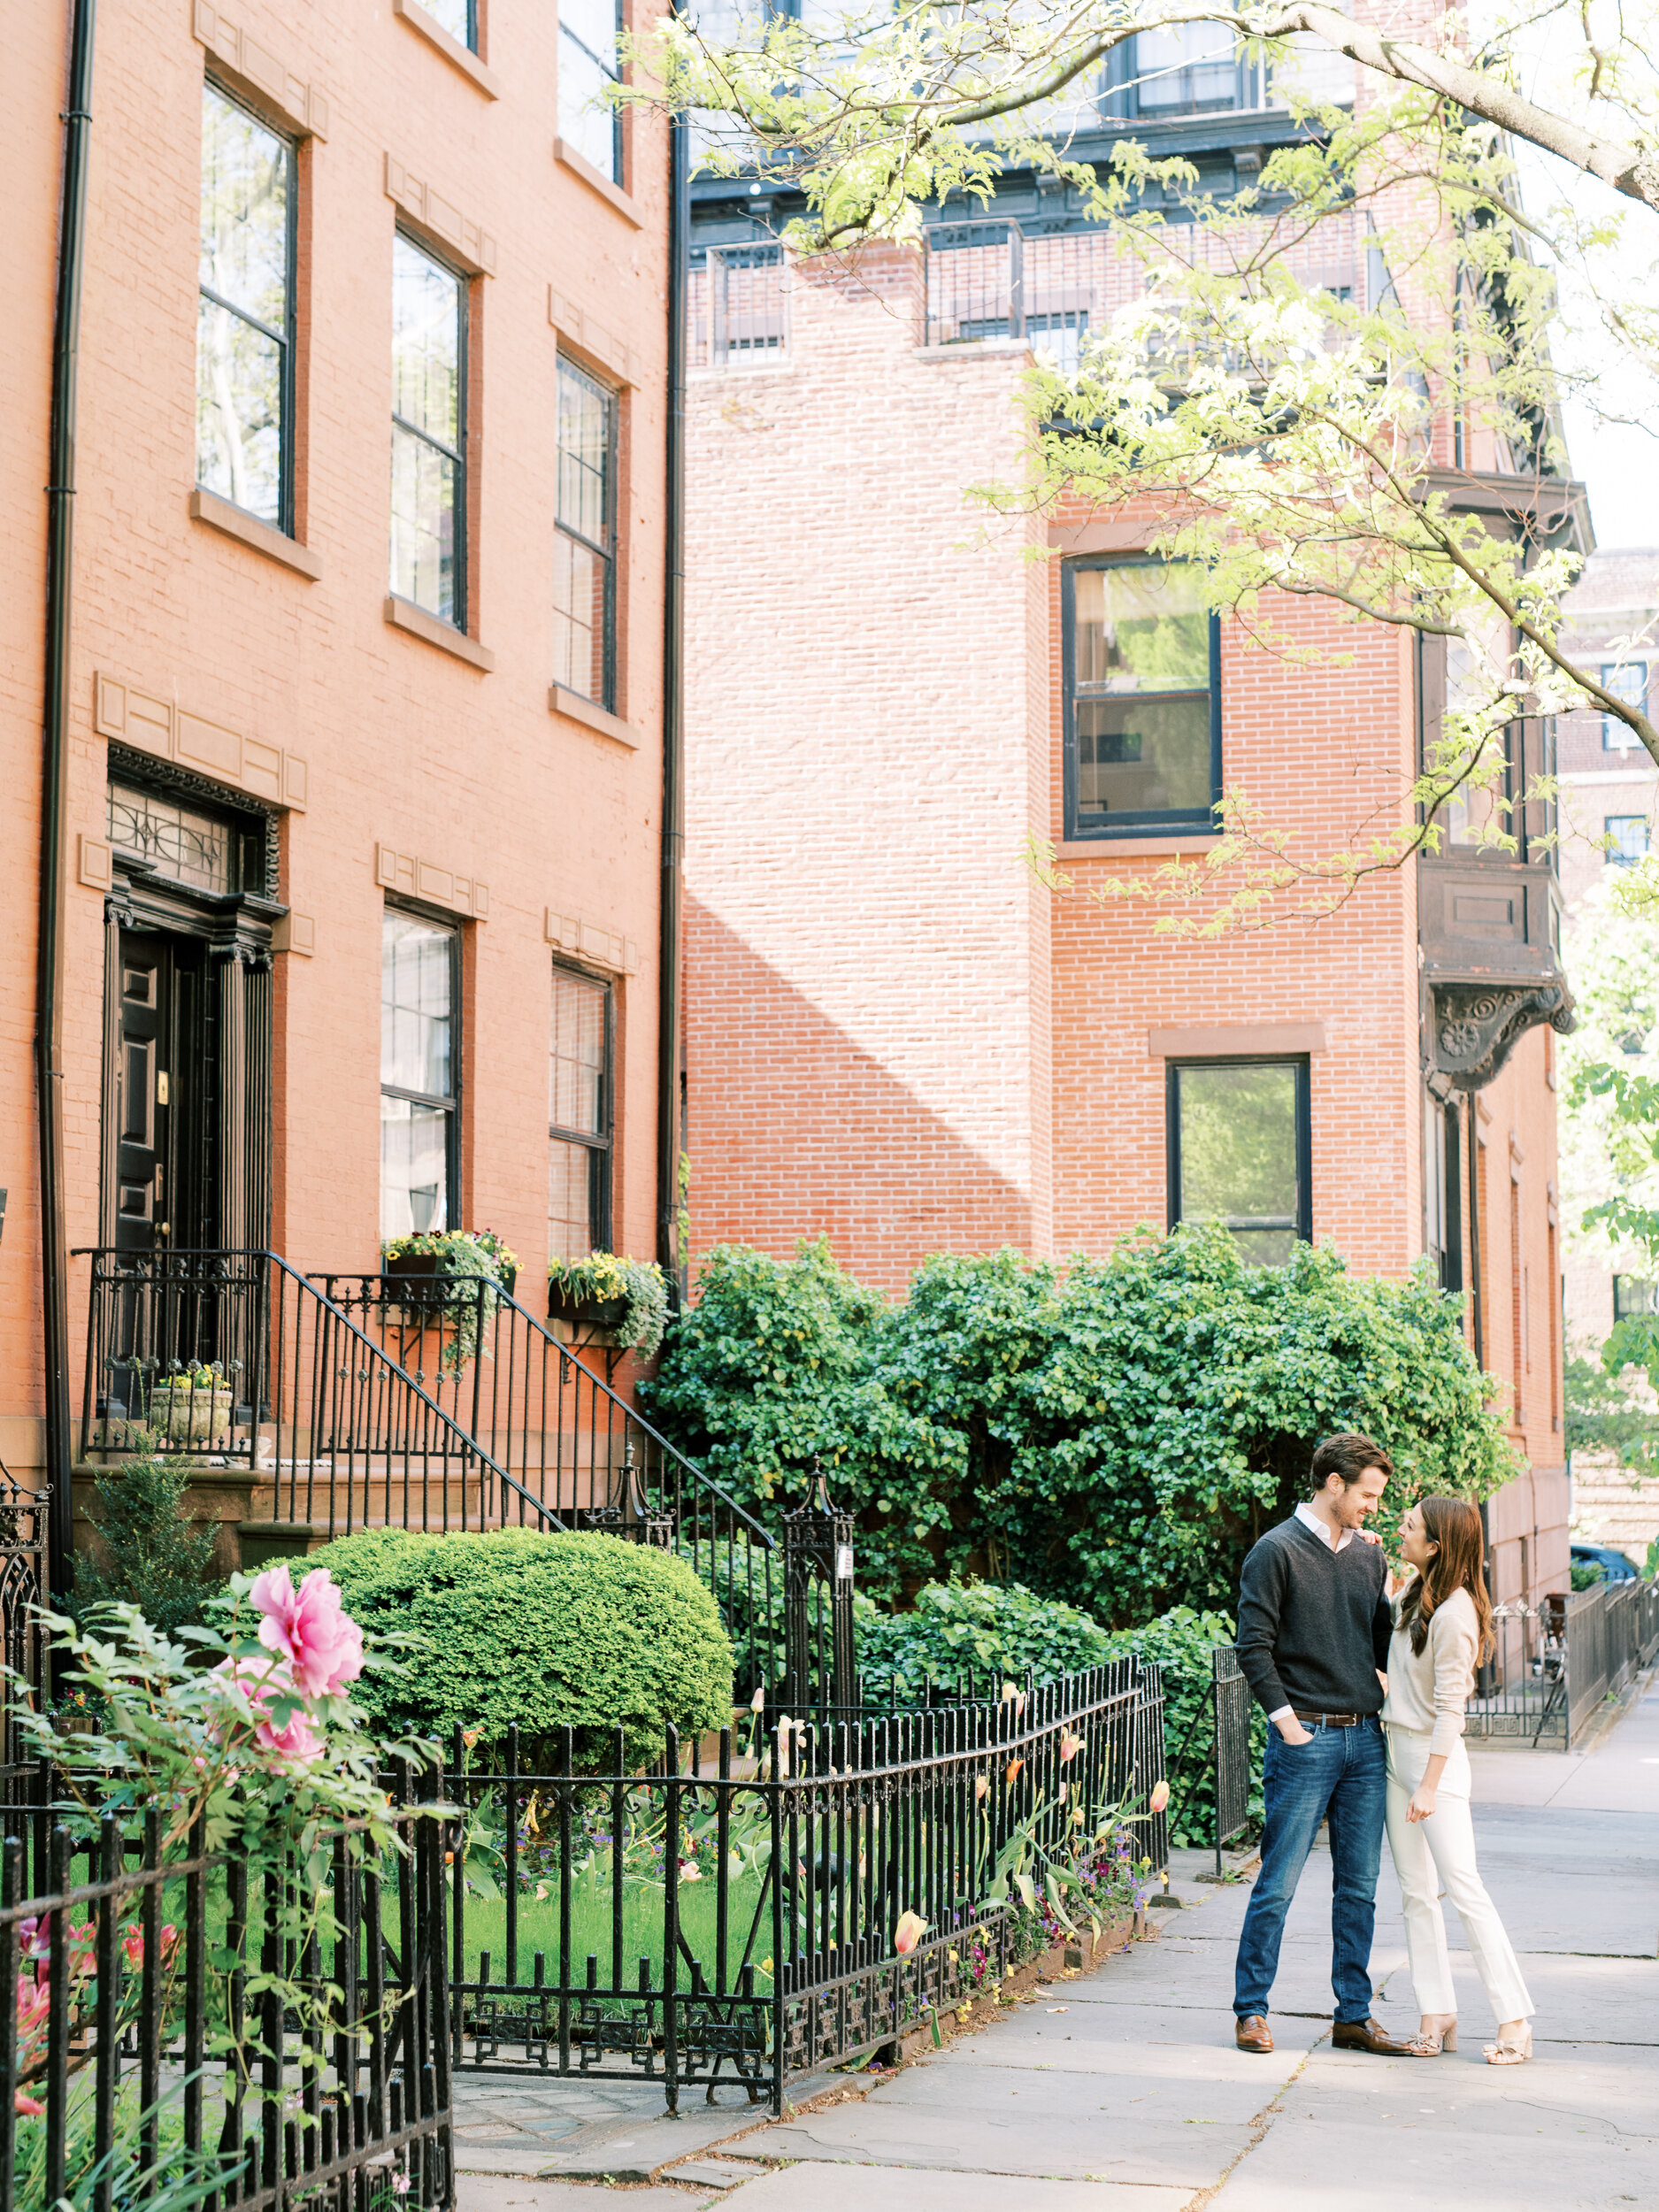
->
[[1267, 1503, 1357, 1722], [1294, 1500, 1355, 1553]]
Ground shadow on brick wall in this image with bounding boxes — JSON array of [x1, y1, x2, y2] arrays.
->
[[685, 895, 1033, 1292]]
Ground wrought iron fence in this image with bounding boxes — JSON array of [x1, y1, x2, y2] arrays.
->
[[1455, 1576, 1659, 1748], [0, 1479, 47, 1844], [302, 1274, 780, 1701], [0, 1787, 451, 2212], [77, 1248, 541, 1550], [443, 1662, 1166, 2115], [688, 245, 789, 370], [1165, 1644, 1256, 1872]]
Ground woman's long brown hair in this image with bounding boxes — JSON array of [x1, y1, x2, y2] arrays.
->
[[1400, 1495, 1495, 1663]]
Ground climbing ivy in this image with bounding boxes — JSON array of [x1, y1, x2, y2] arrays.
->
[[643, 1230, 1514, 1625]]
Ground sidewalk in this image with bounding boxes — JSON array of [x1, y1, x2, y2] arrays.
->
[[458, 1672, 1659, 2212]]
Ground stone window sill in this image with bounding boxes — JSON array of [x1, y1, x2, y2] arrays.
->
[[189, 489, 321, 580], [393, 0, 500, 96], [554, 138, 643, 228], [549, 684, 641, 749], [384, 595, 495, 672], [1055, 833, 1223, 860]]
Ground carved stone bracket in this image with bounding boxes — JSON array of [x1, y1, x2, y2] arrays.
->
[[1429, 978, 1577, 1091]]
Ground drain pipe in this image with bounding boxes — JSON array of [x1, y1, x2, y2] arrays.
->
[[37, 0, 98, 1602], [656, 88, 687, 1294]]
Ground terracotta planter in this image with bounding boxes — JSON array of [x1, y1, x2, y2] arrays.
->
[[548, 1283, 628, 1330]]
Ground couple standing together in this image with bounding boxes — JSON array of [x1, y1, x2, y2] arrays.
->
[[1232, 1432, 1534, 2065]]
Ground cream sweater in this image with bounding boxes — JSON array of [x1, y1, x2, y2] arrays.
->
[[1380, 1584, 1479, 1758]]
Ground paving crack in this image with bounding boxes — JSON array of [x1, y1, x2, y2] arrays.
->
[[1177, 2033, 1324, 2212]]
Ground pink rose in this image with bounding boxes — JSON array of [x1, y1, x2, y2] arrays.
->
[[250, 1566, 365, 1699]]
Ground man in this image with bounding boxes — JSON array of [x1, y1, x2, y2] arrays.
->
[[1232, 1432, 1404, 2056]]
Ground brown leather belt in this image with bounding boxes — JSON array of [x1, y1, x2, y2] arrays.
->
[[1294, 1709, 1362, 1728]]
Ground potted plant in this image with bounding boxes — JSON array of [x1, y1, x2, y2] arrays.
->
[[381, 1229, 520, 1370], [547, 1253, 670, 1359], [143, 1361, 236, 1448]]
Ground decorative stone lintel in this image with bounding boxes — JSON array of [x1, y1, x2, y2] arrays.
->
[[1428, 976, 1577, 1092]]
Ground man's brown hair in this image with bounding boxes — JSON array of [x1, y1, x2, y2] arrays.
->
[[1308, 1432, 1394, 1495]]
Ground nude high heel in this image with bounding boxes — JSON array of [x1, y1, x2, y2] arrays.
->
[[1483, 2027, 1532, 2065], [1404, 2020, 1457, 2056]]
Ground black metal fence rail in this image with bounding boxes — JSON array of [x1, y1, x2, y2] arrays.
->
[[0, 1791, 451, 2212], [76, 1248, 541, 1548], [443, 1662, 1167, 2114], [306, 1274, 780, 1699]]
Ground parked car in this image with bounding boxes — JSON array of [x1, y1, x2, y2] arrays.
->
[[1571, 1543, 1640, 1585]]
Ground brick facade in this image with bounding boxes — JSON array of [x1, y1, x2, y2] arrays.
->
[[684, 236, 1569, 1608], [1, 0, 673, 1486]]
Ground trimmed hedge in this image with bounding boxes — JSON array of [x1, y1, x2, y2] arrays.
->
[[280, 1528, 733, 1763]]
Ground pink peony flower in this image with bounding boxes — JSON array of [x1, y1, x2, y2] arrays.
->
[[250, 1566, 364, 1699], [211, 1657, 325, 1767], [893, 1910, 927, 1956], [1148, 1779, 1171, 1815]]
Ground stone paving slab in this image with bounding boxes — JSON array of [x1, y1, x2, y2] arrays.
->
[[450, 2070, 772, 2178], [1205, 2103, 1659, 2211], [459, 2183, 699, 2212], [940, 2005, 1325, 2078], [719, 2162, 1191, 2212], [866, 2055, 1276, 2130], [734, 2093, 1258, 2188]]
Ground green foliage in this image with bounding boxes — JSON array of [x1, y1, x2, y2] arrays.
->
[[285, 1529, 734, 1763], [1097, 1603, 1265, 1850], [68, 1454, 223, 1638], [381, 1227, 517, 1369], [1563, 1355, 1659, 1479], [647, 1231, 1513, 1626], [548, 1251, 671, 1356], [1571, 1558, 1608, 1591], [855, 1578, 1117, 1701]]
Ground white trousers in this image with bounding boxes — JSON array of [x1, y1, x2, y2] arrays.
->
[[1384, 1726, 1533, 2024]]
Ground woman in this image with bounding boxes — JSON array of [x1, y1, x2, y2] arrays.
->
[[1381, 1495, 1534, 2063]]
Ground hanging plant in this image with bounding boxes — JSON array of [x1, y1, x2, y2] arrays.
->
[[381, 1228, 520, 1371], [548, 1253, 669, 1359]]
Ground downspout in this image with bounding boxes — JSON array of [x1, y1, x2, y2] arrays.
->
[[37, 0, 98, 1604], [657, 85, 687, 1293]]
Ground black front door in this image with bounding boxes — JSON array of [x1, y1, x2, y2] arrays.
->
[[114, 930, 214, 1254]]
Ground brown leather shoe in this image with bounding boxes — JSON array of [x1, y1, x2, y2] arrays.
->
[[1332, 2017, 1409, 2055], [1236, 2015, 1274, 2054]]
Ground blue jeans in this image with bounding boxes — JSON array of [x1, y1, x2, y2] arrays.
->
[[1233, 1717, 1386, 2024]]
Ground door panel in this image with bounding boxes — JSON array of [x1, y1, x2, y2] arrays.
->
[[114, 936, 170, 1253]]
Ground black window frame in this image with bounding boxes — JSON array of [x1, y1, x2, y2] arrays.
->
[[1165, 1055, 1312, 1256], [1605, 814, 1651, 868], [380, 903, 462, 1240], [549, 961, 615, 1258], [558, 0, 625, 187], [1101, 34, 1263, 122], [1613, 1274, 1659, 1322], [390, 227, 470, 634], [1063, 556, 1222, 842], [554, 355, 619, 711], [197, 76, 299, 537]]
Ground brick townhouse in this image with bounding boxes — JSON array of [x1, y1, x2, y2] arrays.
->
[[3, 0, 680, 1578], [680, 21, 1584, 1605]]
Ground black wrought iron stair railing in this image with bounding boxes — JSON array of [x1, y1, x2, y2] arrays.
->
[[304, 1272, 780, 1698], [75, 1248, 564, 1549]]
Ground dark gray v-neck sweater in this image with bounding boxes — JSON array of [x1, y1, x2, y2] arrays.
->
[[1236, 1516, 1394, 1717]]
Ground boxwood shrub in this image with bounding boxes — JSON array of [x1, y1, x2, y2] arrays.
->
[[283, 1528, 733, 1765]]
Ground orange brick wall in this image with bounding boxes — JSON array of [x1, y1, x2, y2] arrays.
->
[[684, 234, 1567, 1600], [1, 0, 672, 1480]]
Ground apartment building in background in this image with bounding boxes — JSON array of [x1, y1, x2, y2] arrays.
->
[[681, 19, 1583, 1609], [3, 2, 676, 1549]]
